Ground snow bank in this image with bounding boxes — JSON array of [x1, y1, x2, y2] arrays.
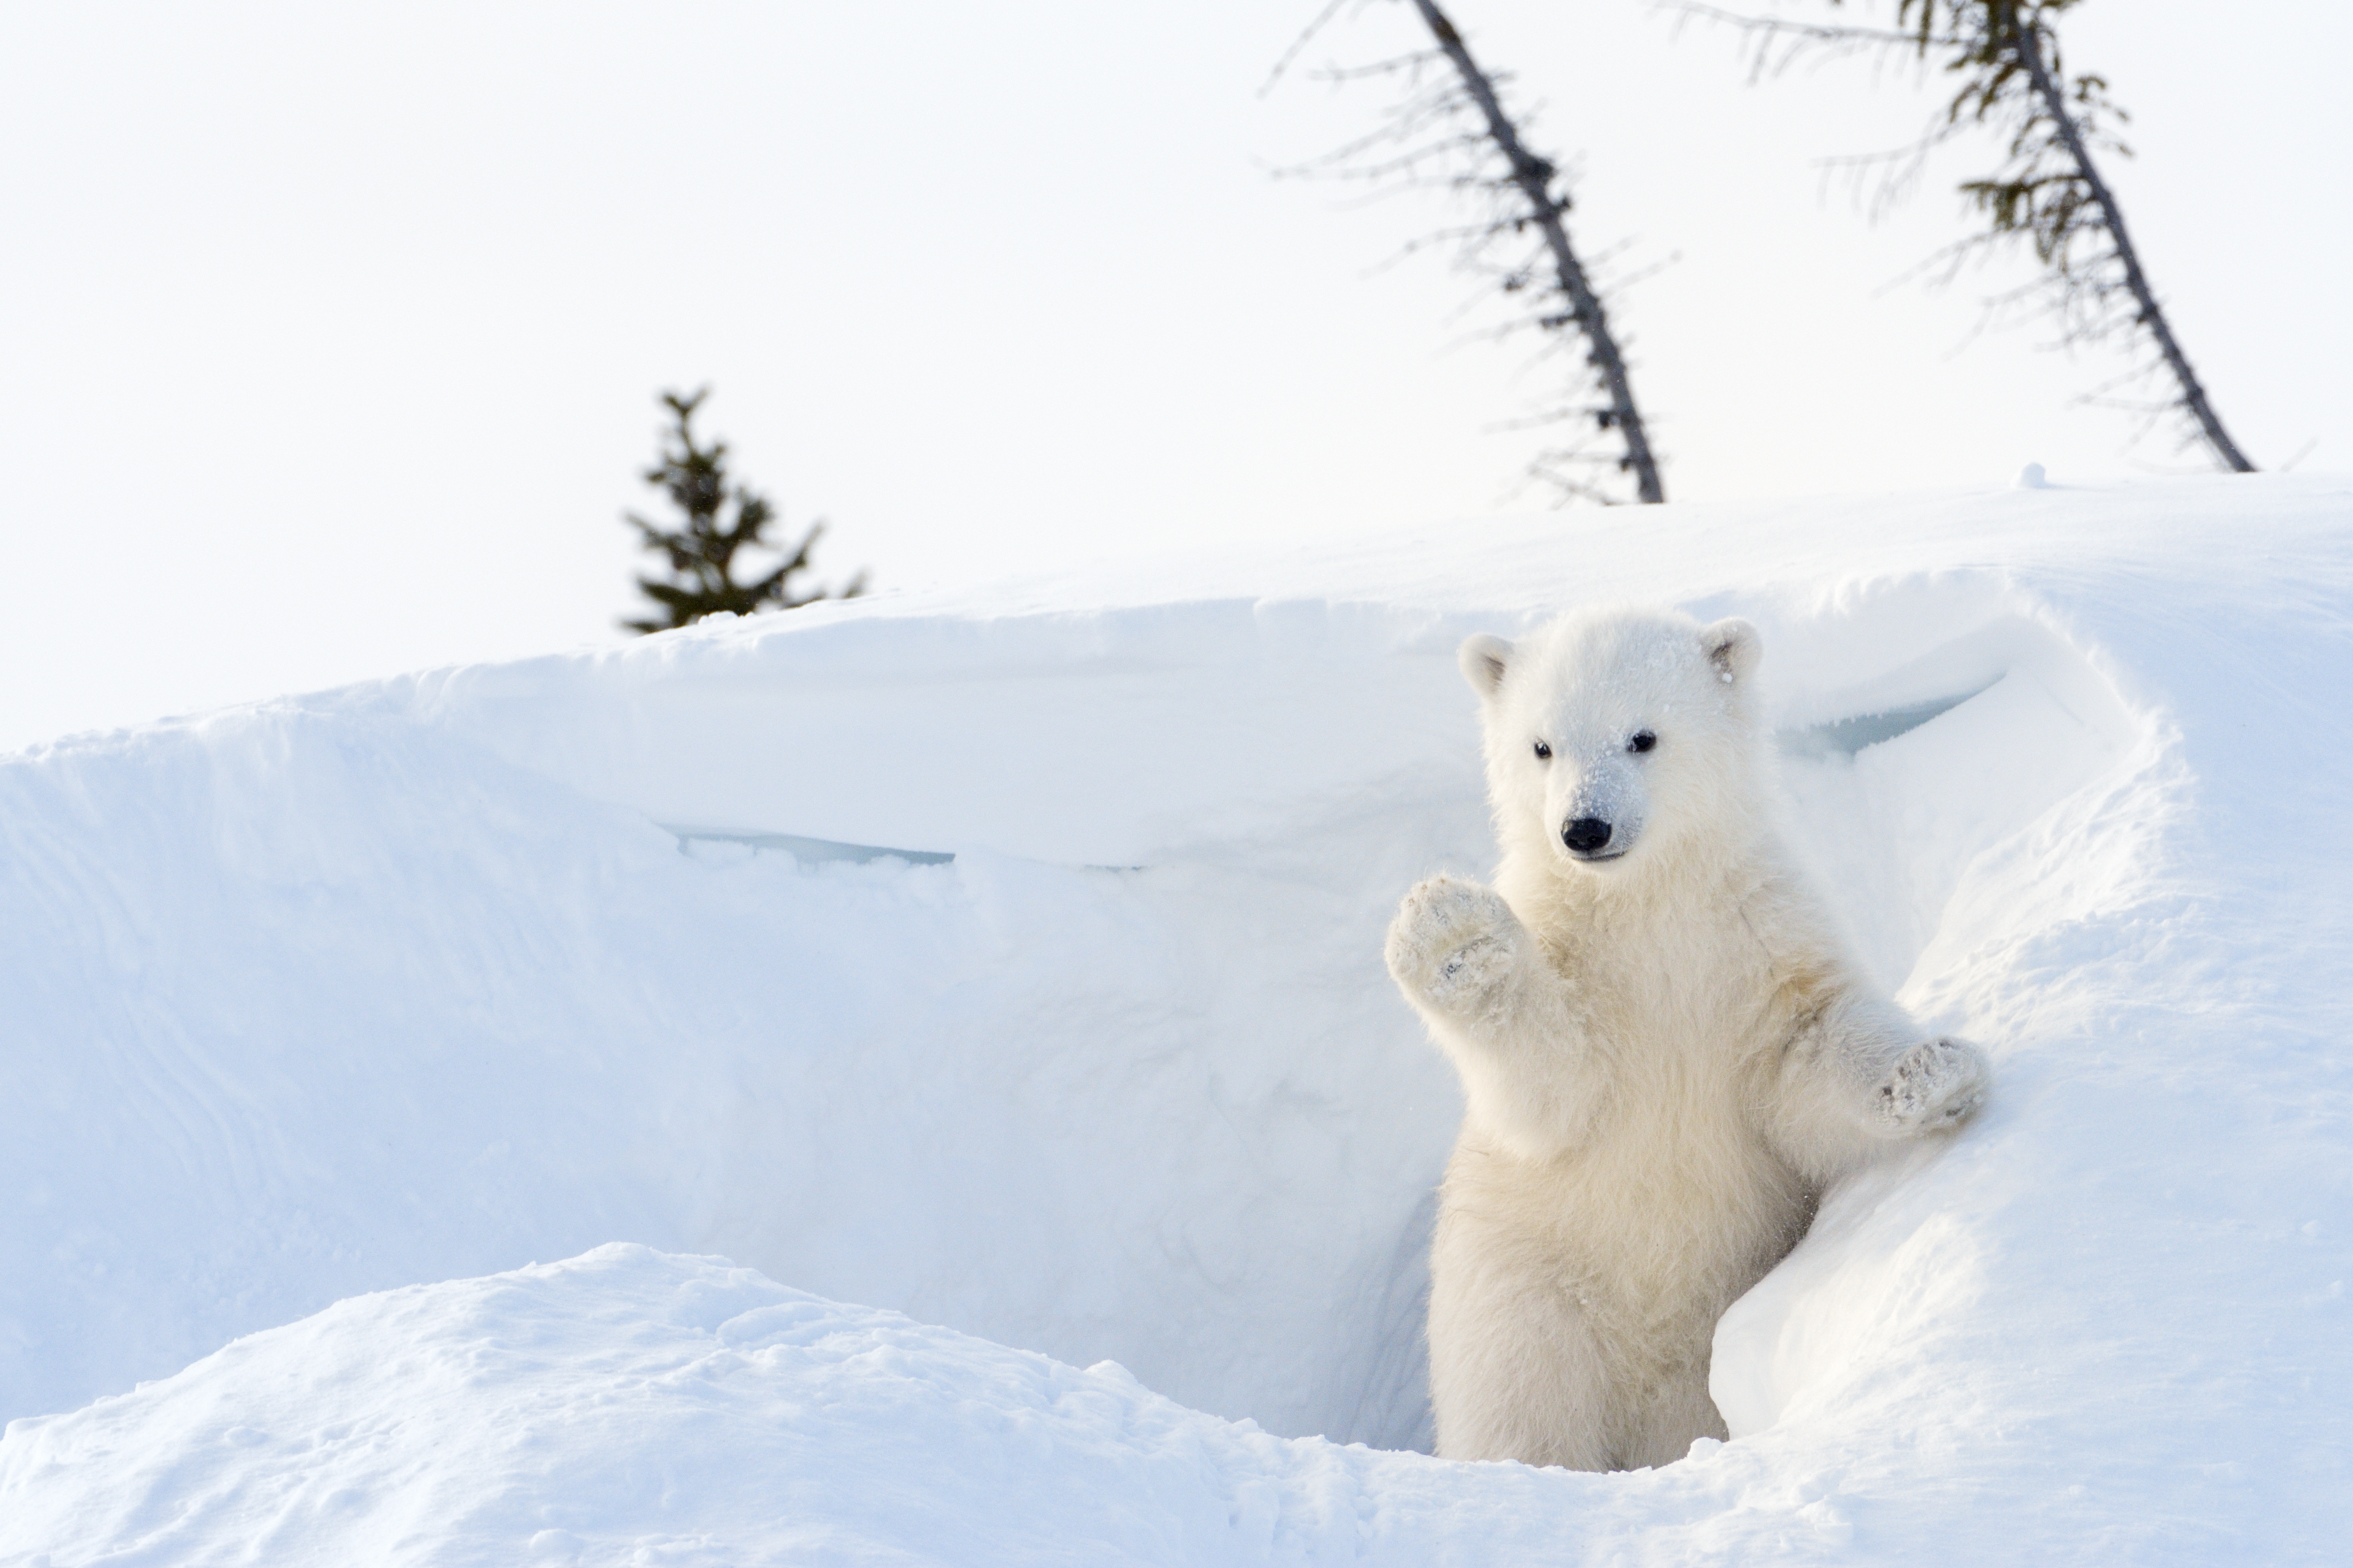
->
[[4, 475, 2350, 1561], [0, 1245, 1514, 1565]]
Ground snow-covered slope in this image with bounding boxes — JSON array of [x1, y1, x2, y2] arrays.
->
[[4, 476, 2350, 1562], [0, 1244, 1712, 1565]]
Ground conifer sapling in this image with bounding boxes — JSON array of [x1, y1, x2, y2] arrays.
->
[[622, 388, 864, 634]]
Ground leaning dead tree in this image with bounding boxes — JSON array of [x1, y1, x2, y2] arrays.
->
[[1411, 0, 1663, 502], [1680, 0, 2255, 472], [1276, 0, 1666, 504]]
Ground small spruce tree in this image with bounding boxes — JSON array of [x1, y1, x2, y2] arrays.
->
[[622, 387, 864, 634]]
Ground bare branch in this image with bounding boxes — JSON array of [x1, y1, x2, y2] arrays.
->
[[1404, 0, 1663, 503], [1261, 0, 1359, 98]]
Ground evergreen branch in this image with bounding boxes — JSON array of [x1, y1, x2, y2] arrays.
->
[[1999, 15, 2251, 470], [1673, 0, 2254, 471]]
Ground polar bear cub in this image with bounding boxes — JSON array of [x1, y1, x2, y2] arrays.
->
[[1385, 606, 1988, 1472]]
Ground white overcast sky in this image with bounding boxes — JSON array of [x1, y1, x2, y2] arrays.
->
[[2, 0, 2345, 752]]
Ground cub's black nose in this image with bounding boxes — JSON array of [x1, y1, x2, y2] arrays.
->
[[1562, 817, 1613, 854]]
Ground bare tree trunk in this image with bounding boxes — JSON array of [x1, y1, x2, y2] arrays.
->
[[1408, 0, 1666, 503], [2012, 19, 2254, 472]]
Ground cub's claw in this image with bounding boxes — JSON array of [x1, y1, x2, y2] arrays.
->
[[1386, 875, 1526, 1008], [1876, 1036, 1990, 1134]]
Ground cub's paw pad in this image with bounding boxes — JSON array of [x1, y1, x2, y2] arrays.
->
[[1876, 1036, 1990, 1133], [1385, 876, 1524, 1004]]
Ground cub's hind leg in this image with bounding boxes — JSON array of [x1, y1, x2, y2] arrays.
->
[[1618, 1359, 1729, 1470], [1427, 1210, 1616, 1471]]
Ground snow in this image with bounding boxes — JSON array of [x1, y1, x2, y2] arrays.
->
[[4, 475, 2351, 1562], [0, 1246, 1452, 1565]]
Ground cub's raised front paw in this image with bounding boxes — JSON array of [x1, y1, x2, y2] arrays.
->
[[1875, 1036, 1990, 1134], [1385, 875, 1526, 1009]]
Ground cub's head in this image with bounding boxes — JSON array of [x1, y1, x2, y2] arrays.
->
[[1459, 607, 1763, 872]]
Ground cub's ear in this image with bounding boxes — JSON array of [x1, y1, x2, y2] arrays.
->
[[1702, 618, 1761, 685], [1457, 634, 1515, 701]]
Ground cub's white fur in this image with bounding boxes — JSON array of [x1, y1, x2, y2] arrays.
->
[[1386, 606, 1987, 1471]]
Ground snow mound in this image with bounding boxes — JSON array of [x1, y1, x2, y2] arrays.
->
[[4, 475, 2351, 1561], [4, 1245, 1548, 1566]]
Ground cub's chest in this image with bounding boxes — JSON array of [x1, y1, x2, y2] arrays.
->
[[1538, 916, 1780, 1053]]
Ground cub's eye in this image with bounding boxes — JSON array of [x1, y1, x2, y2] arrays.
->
[[1533, 739, 1552, 760], [1627, 731, 1657, 754]]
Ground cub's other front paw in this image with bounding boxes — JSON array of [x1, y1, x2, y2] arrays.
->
[[1875, 1036, 1991, 1134], [1385, 874, 1526, 1010]]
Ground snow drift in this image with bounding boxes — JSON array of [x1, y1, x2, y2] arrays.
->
[[3, 476, 2349, 1562]]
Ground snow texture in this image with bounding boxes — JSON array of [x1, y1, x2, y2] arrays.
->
[[4, 475, 2350, 1562]]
